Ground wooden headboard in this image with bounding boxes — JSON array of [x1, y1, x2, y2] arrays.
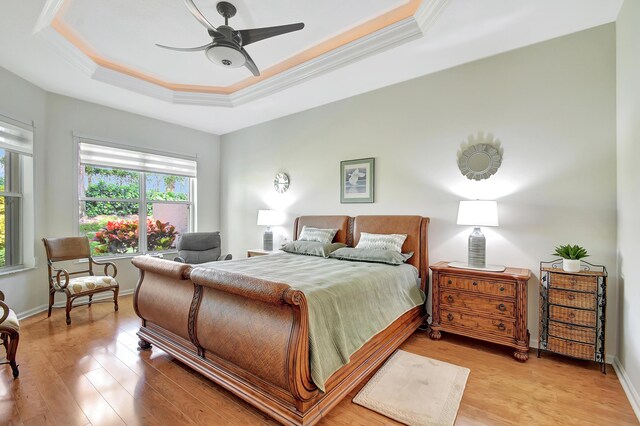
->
[[292, 215, 430, 292]]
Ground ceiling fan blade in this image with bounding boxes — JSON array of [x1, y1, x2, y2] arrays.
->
[[183, 0, 224, 37], [241, 48, 260, 76], [156, 43, 212, 52], [238, 23, 305, 46]]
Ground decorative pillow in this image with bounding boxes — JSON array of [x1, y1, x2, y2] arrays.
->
[[282, 241, 346, 258], [355, 232, 407, 253], [298, 226, 338, 244], [329, 248, 413, 265]]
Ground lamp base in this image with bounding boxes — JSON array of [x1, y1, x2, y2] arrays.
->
[[263, 230, 273, 251], [448, 261, 506, 272]]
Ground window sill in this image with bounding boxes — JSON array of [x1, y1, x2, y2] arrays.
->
[[0, 266, 37, 277], [76, 251, 177, 263]]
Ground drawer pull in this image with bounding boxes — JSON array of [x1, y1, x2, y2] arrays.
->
[[500, 287, 505, 292], [472, 281, 478, 286], [447, 313, 454, 321], [567, 294, 576, 301], [447, 295, 454, 303], [497, 323, 506, 331], [569, 312, 576, 319], [570, 277, 577, 285], [448, 279, 452, 285], [497, 303, 507, 312]]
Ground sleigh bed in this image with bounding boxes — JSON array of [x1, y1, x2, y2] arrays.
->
[[132, 215, 429, 425]]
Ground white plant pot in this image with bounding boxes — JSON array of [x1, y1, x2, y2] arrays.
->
[[563, 259, 581, 272]]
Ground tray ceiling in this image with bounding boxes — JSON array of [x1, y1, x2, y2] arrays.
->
[[0, 0, 624, 134]]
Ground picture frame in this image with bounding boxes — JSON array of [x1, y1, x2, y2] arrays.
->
[[340, 157, 374, 203]]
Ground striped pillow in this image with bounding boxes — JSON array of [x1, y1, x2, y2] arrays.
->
[[355, 232, 407, 253], [298, 226, 338, 244]]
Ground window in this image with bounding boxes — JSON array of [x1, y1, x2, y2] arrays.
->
[[77, 140, 196, 257], [0, 117, 34, 271]]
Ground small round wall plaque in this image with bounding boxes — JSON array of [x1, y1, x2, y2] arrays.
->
[[274, 172, 290, 193]]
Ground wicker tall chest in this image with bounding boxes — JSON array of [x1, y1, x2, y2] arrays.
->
[[538, 260, 607, 373]]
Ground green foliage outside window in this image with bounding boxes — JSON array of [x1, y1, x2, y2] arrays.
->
[[84, 181, 187, 217]]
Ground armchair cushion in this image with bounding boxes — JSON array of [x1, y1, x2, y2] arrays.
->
[[0, 309, 19, 332], [61, 276, 118, 295]]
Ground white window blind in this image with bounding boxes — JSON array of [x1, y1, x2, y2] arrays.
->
[[78, 141, 197, 177], [0, 119, 33, 156]]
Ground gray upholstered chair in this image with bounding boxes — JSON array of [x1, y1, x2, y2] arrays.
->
[[174, 232, 232, 264]]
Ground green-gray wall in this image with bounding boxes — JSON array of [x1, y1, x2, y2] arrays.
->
[[221, 25, 618, 357], [616, 0, 640, 418]]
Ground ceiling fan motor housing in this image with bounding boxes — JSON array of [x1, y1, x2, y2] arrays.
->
[[205, 26, 245, 68], [206, 41, 246, 68]]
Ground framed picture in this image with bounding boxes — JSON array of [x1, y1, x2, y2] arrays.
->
[[340, 157, 374, 203]]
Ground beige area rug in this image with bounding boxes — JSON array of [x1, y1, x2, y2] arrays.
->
[[353, 350, 470, 426]]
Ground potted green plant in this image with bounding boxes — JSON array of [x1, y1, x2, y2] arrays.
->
[[553, 244, 589, 272]]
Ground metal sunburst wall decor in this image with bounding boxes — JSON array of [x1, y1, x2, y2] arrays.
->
[[457, 132, 504, 181]]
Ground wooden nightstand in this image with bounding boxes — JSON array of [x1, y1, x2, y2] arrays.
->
[[429, 261, 532, 361], [247, 249, 282, 257]]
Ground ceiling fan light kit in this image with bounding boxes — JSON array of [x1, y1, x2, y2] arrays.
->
[[157, 0, 305, 77]]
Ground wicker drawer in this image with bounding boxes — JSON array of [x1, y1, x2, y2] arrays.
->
[[549, 272, 597, 293], [549, 305, 596, 327], [547, 336, 595, 360], [548, 321, 595, 345], [441, 309, 515, 338], [441, 275, 515, 298], [548, 288, 596, 310], [440, 291, 515, 318]]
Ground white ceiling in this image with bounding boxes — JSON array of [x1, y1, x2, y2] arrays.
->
[[0, 0, 624, 135]]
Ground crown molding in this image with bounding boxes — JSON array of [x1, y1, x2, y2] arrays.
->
[[91, 66, 176, 103], [33, 25, 96, 76], [230, 15, 424, 106], [34, 0, 450, 107], [33, 0, 65, 34], [416, 0, 451, 30]]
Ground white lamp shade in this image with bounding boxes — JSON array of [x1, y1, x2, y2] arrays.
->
[[457, 200, 499, 227], [257, 209, 284, 226]]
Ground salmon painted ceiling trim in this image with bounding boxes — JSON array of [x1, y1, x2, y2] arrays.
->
[[33, 0, 449, 107]]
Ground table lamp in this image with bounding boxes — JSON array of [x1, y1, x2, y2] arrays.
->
[[449, 200, 505, 272], [257, 209, 282, 251]]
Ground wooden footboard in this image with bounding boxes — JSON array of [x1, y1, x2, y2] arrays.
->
[[132, 215, 429, 425]]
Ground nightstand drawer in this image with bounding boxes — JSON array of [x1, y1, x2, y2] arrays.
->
[[548, 288, 596, 310], [441, 309, 515, 338], [440, 291, 515, 318], [549, 305, 596, 327], [549, 272, 597, 293], [547, 336, 595, 360], [548, 321, 595, 345], [441, 275, 515, 298]]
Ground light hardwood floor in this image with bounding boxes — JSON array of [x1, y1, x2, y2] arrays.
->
[[1, 295, 637, 425]]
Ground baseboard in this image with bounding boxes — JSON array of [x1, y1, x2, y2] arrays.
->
[[529, 338, 615, 364], [613, 357, 640, 421], [17, 288, 135, 321]]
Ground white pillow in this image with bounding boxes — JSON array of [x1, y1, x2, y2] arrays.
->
[[298, 226, 338, 244], [355, 232, 407, 253]]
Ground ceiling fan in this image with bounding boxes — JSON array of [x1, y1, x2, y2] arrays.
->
[[156, 0, 305, 77]]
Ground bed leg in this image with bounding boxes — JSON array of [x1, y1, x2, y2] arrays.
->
[[138, 339, 152, 351]]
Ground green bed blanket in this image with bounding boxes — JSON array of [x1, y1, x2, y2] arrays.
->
[[202, 252, 425, 392]]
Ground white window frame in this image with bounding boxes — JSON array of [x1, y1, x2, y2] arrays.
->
[[0, 114, 35, 274], [74, 135, 197, 258]]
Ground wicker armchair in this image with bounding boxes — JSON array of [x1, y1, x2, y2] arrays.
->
[[42, 237, 119, 325], [0, 290, 19, 378]]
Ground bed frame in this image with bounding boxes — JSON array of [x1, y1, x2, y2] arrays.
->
[[132, 215, 429, 425]]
